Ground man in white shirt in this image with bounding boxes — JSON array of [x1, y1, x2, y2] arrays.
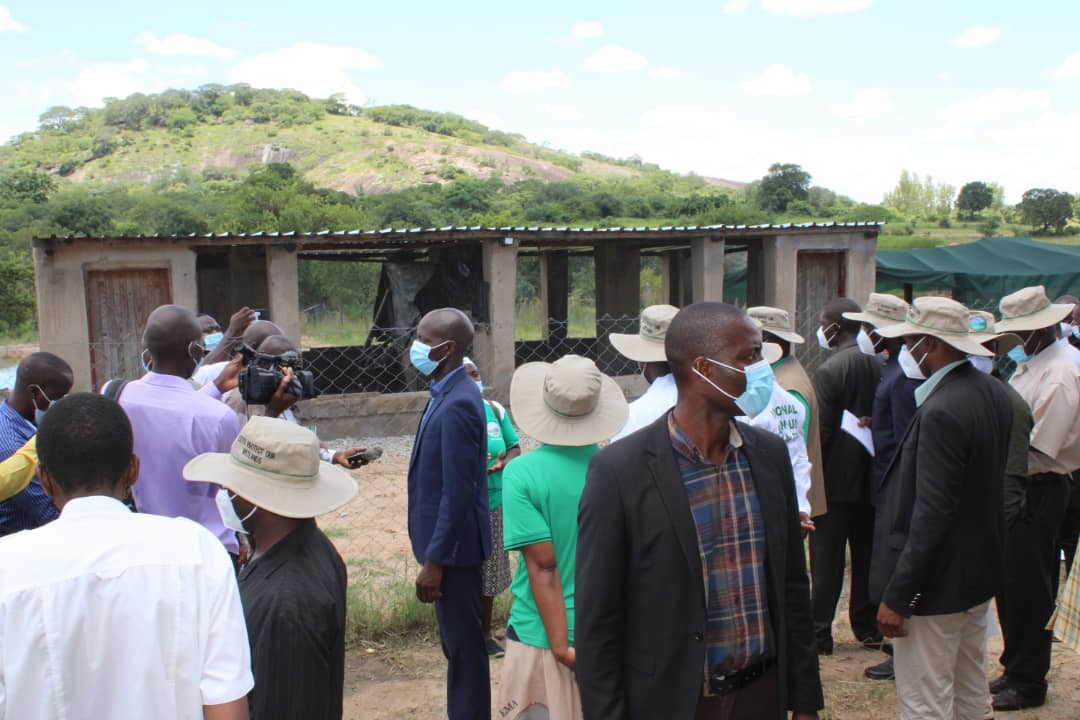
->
[[0, 392, 253, 720], [609, 304, 679, 442]]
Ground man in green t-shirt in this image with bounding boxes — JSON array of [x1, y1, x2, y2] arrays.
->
[[463, 357, 521, 657], [497, 355, 628, 720]]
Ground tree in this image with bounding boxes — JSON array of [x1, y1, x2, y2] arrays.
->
[[756, 162, 811, 213], [1019, 188, 1074, 234], [955, 181, 993, 219], [0, 170, 57, 204]]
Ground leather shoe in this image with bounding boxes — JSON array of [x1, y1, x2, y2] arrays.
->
[[864, 656, 894, 681], [816, 637, 833, 656], [988, 674, 1008, 694], [992, 686, 1045, 712]]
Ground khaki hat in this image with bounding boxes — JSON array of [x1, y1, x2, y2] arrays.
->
[[510, 355, 629, 446], [609, 305, 679, 363], [876, 296, 996, 357], [761, 342, 783, 365], [842, 293, 910, 327], [747, 306, 804, 345], [969, 310, 1022, 354], [183, 416, 357, 518], [995, 285, 1075, 333]]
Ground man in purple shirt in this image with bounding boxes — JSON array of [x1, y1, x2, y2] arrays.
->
[[114, 305, 243, 556]]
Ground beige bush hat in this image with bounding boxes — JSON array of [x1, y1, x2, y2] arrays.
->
[[969, 310, 1022, 354], [609, 305, 679, 362], [747, 306, 804, 345], [510, 355, 629, 446], [842, 293, 910, 327], [761, 342, 783, 365], [995, 285, 1075, 333], [876, 296, 996, 357], [183, 416, 357, 518]]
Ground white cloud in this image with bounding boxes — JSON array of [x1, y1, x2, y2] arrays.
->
[[1056, 51, 1080, 79], [570, 22, 604, 39], [230, 43, 381, 104], [651, 66, 680, 78], [762, 0, 871, 16], [542, 105, 581, 122], [832, 88, 894, 118], [940, 89, 1051, 125], [951, 24, 1004, 49], [645, 105, 736, 130], [584, 44, 648, 73], [0, 5, 26, 32], [723, 0, 751, 14], [739, 64, 813, 96], [499, 71, 569, 93], [70, 58, 154, 107], [134, 32, 238, 60], [467, 109, 503, 130]]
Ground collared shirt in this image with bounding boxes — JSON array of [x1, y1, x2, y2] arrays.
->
[[914, 360, 966, 407], [611, 373, 677, 442], [0, 496, 253, 719], [118, 372, 242, 553], [668, 413, 773, 679], [420, 365, 467, 433], [239, 519, 347, 720], [738, 384, 812, 516], [1060, 337, 1080, 371], [1010, 341, 1080, 475], [0, 400, 57, 532]]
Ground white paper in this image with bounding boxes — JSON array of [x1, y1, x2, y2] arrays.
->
[[841, 410, 875, 456]]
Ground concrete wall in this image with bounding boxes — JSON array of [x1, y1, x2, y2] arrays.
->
[[33, 242, 198, 392], [473, 239, 518, 403], [266, 246, 301, 344], [691, 236, 726, 302], [761, 231, 878, 315]]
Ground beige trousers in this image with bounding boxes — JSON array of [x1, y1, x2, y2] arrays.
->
[[893, 600, 993, 720], [496, 639, 583, 720]]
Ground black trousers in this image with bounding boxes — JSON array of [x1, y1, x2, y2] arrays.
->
[[695, 664, 779, 720], [997, 473, 1070, 698], [435, 564, 490, 720], [810, 497, 878, 643], [1058, 473, 1080, 578]]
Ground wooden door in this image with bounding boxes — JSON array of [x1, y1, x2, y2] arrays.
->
[[85, 268, 172, 390], [795, 250, 846, 372]]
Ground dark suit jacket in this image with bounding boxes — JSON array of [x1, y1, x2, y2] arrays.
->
[[407, 367, 490, 567], [813, 339, 882, 504], [869, 356, 921, 506], [576, 415, 823, 720], [869, 362, 1011, 616]]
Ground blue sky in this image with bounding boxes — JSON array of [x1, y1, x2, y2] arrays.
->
[[2, 0, 1079, 203]]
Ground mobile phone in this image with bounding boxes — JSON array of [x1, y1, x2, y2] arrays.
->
[[347, 447, 383, 464]]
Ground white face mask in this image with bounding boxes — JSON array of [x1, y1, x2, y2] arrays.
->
[[215, 488, 256, 534], [474, 380, 484, 394], [969, 356, 994, 374], [816, 323, 837, 350], [898, 339, 927, 380], [856, 328, 880, 356]]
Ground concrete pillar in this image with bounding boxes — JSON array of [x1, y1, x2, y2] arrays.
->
[[761, 235, 799, 315], [691, 236, 725, 303], [660, 252, 673, 305], [266, 245, 301, 345], [594, 241, 640, 332], [478, 238, 518, 403], [844, 233, 878, 305], [539, 251, 569, 339]]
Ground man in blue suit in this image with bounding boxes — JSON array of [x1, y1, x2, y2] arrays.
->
[[407, 307, 491, 720]]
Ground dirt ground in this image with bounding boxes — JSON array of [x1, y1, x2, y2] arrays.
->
[[327, 444, 1080, 719]]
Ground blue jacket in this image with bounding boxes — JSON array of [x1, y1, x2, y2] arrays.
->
[[407, 366, 491, 567], [870, 355, 921, 506]]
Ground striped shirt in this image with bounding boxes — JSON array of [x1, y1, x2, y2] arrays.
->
[[668, 412, 773, 678], [0, 400, 57, 532]]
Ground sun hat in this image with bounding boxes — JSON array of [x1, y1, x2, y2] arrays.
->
[[509, 354, 629, 446], [609, 305, 680, 363], [747, 306, 804, 345], [876, 296, 996, 357], [842, 293, 910, 328], [183, 416, 357, 518], [761, 342, 783, 365], [995, 285, 1076, 333], [969, 310, 1022, 354]]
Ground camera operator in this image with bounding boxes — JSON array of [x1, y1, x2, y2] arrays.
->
[[225, 335, 370, 470]]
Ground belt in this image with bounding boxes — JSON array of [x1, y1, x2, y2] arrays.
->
[[708, 658, 774, 696]]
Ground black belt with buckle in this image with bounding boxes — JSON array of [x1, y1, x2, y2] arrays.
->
[[709, 658, 774, 696]]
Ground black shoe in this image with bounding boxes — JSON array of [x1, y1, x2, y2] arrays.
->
[[864, 656, 895, 681], [992, 686, 1045, 712], [816, 637, 834, 656], [485, 638, 505, 658], [859, 635, 893, 655], [988, 674, 1008, 694]]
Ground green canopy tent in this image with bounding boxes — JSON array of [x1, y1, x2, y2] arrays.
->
[[876, 236, 1080, 305]]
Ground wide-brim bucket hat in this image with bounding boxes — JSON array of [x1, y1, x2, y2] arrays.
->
[[609, 304, 680, 363], [842, 293, 910, 328], [995, 285, 1075, 333], [876, 296, 996, 357], [747, 306, 804, 345]]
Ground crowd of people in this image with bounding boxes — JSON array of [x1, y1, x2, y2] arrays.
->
[[0, 285, 1077, 720]]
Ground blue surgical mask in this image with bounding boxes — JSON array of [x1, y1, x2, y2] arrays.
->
[[409, 339, 449, 377], [693, 357, 775, 418], [1073, 326, 1080, 340], [474, 380, 484, 394], [1007, 344, 1034, 365], [204, 332, 224, 350]]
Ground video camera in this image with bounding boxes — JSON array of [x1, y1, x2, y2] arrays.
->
[[235, 342, 318, 405]]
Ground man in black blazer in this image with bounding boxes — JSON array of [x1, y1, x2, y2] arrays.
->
[[406, 308, 491, 720], [871, 297, 1011, 719], [576, 302, 822, 720]]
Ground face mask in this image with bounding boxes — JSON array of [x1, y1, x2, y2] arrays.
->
[[1074, 326, 1080, 340], [474, 380, 484, 394], [141, 349, 153, 374], [856, 328, 880, 356], [188, 341, 207, 373], [215, 488, 256, 534], [968, 356, 994, 374], [816, 323, 838, 350], [898, 339, 927, 380], [1007, 344, 1034, 366], [30, 384, 54, 426], [204, 331, 224, 350], [409, 339, 449, 376], [693, 357, 775, 418]]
